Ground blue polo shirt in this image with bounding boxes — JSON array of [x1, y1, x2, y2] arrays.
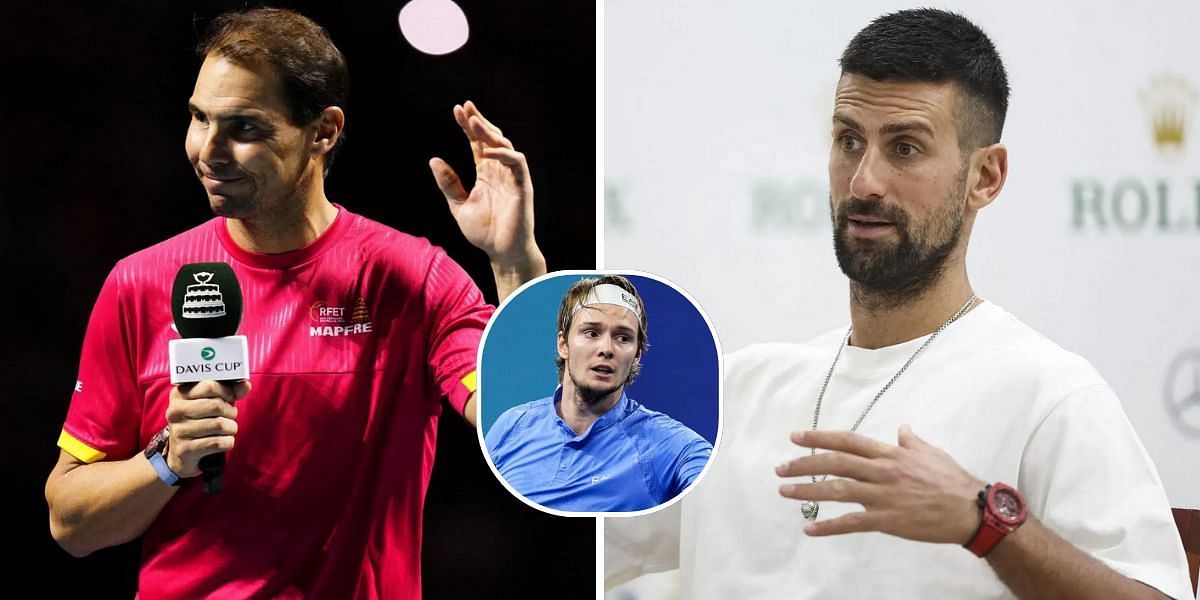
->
[[485, 388, 712, 512]]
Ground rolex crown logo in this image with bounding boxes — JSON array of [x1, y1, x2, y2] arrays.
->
[[1140, 74, 1196, 162], [1154, 109, 1184, 147]]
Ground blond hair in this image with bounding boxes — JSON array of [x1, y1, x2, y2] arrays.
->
[[555, 275, 649, 386]]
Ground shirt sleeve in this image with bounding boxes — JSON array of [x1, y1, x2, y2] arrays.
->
[[668, 436, 712, 497], [484, 404, 522, 466], [604, 498, 683, 589], [656, 423, 712, 499], [423, 250, 494, 417], [1019, 383, 1193, 599], [59, 266, 142, 463]]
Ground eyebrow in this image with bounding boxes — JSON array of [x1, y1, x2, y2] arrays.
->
[[833, 114, 864, 133], [187, 102, 272, 122], [833, 114, 935, 138], [575, 320, 637, 335], [881, 120, 935, 138]]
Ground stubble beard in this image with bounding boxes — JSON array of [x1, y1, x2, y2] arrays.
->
[[566, 358, 624, 406], [209, 190, 261, 220], [207, 153, 311, 225]]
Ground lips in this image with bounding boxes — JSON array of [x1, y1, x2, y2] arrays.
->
[[848, 214, 889, 224], [846, 214, 896, 239], [590, 364, 615, 376], [200, 172, 247, 195]]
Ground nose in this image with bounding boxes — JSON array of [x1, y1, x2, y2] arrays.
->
[[196, 126, 232, 168], [849, 146, 888, 201], [596, 334, 615, 359]]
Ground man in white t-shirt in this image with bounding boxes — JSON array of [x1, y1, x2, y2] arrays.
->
[[605, 8, 1193, 599]]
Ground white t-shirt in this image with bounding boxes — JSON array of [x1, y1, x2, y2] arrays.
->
[[606, 302, 1192, 599]]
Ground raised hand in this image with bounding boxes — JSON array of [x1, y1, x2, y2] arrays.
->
[[429, 101, 546, 291]]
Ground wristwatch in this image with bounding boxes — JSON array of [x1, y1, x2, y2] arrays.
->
[[964, 482, 1028, 557], [144, 426, 184, 487]]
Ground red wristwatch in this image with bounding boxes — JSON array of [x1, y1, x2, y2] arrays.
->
[[964, 482, 1028, 557]]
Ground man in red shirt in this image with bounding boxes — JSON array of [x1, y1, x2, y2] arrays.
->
[[43, 8, 545, 598]]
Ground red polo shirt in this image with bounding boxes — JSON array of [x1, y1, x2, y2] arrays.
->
[[58, 205, 491, 598]]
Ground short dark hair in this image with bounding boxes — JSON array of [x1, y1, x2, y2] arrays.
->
[[839, 9, 1009, 152], [555, 275, 649, 386], [198, 8, 349, 175]]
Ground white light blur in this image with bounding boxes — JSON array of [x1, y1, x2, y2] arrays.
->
[[398, 0, 469, 56]]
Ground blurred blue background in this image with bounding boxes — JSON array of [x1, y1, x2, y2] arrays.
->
[[481, 273, 719, 445]]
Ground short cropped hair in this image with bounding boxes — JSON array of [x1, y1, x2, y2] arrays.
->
[[839, 8, 1010, 152]]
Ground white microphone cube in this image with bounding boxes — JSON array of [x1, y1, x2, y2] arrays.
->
[[168, 336, 250, 384]]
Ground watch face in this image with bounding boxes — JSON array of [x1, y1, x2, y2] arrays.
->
[[145, 427, 169, 458], [993, 489, 1023, 520]]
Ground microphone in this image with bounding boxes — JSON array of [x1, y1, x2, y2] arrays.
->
[[168, 262, 249, 494]]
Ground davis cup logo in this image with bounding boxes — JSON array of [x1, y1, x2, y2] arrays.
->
[[181, 272, 228, 319], [201, 347, 216, 361]]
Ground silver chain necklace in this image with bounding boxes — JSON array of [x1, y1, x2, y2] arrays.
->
[[800, 294, 979, 520]]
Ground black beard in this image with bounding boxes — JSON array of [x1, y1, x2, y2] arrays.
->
[[831, 190, 963, 307]]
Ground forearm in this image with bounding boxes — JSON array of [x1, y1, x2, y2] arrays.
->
[[490, 246, 546, 303], [46, 452, 178, 557], [986, 517, 1168, 599]]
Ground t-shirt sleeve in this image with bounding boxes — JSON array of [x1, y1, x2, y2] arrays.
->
[[423, 250, 494, 417], [1019, 383, 1193, 599], [669, 436, 712, 496], [484, 404, 522, 464], [604, 498, 683, 589], [59, 266, 142, 463], [658, 424, 712, 499]]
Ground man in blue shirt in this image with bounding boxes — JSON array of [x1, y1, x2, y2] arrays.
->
[[486, 275, 712, 512]]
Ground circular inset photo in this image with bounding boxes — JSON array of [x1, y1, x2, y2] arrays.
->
[[478, 271, 721, 516]]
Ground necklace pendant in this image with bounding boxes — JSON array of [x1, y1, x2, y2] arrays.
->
[[801, 500, 819, 520]]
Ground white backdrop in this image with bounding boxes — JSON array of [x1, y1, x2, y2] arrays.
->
[[604, 0, 1200, 515]]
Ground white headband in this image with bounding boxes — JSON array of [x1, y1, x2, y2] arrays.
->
[[578, 283, 641, 319]]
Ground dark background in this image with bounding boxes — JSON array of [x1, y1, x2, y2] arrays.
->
[[1, 0, 595, 596]]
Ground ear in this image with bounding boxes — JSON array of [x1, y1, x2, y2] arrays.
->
[[965, 143, 1007, 212], [310, 106, 346, 161], [557, 330, 568, 362]]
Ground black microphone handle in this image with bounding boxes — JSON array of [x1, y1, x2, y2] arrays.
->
[[197, 377, 241, 495], [199, 453, 224, 495]]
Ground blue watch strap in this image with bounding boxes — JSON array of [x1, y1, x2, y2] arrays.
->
[[148, 450, 182, 486]]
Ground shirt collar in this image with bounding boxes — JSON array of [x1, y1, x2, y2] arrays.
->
[[552, 386, 633, 442], [216, 203, 349, 270]]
